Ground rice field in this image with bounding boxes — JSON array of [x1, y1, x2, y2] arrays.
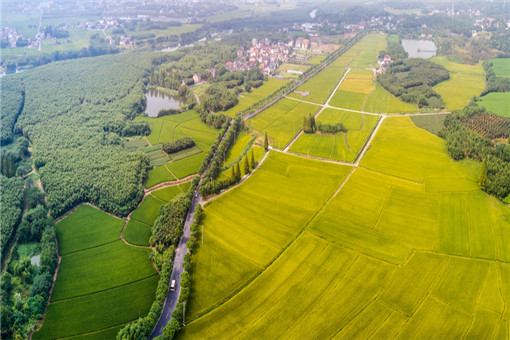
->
[[329, 33, 387, 69], [478, 92, 510, 117], [182, 114, 510, 338], [124, 185, 186, 246], [222, 78, 288, 117], [432, 57, 486, 111], [250, 98, 320, 149], [136, 110, 217, 151], [224, 130, 255, 166], [54, 205, 125, 255], [145, 164, 177, 189], [287, 67, 347, 104], [365, 82, 419, 113], [187, 152, 352, 317], [289, 109, 378, 162], [33, 206, 157, 339], [491, 58, 510, 78]]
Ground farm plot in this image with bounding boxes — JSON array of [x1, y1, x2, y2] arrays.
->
[[222, 78, 288, 117], [288, 67, 346, 104], [55, 204, 125, 255], [184, 115, 510, 339], [136, 110, 217, 151], [145, 164, 177, 189], [125, 185, 186, 246], [328, 70, 373, 110], [491, 58, 510, 78], [167, 152, 205, 178], [365, 83, 418, 113], [224, 130, 255, 166], [250, 98, 320, 149], [478, 92, 510, 117], [34, 206, 157, 339], [142, 145, 170, 167], [187, 152, 351, 317], [411, 114, 447, 135], [289, 109, 377, 162], [432, 56, 485, 111], [274, 64, 310, 79], [349, 33, 387, 68], [361, 116, 477, 183], [329, 34, 387, 69]]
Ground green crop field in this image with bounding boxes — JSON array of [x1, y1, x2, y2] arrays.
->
[[308, 55, 327, 64], [365, 83, 419, 113], [136, 110, 217, 151], [33, 276, 159, 339], [329, 90, 367, 111], [411, 114, 447, 135], [145, 164, 177, 189], [187, 152, 351, 317], [432, 57, 486, 110], [224, 130, 255, 166], [55, 205, 125, 255], [350, 33, 387, 68], [130, 194, 166, 225], [478, 92, 510, 117], [167, 152, 205, 178], [34, 207, 157, 339], [274, 63, 310, 79], [182, 114, 510, 338], [50, 240, 156, 301], [223, 78, 288, 117], [151, 185, 184, 202], [124, 185, 186, 245], [250, 98, 320, 149], [144, 146, 171, 166], [123, 219, 152, 246], [338, 72, 374, 94], [288, 67, 346, 104], [491, 58, 510, 78], [328, 33, 387, 69], [289, 109, 377, 162]]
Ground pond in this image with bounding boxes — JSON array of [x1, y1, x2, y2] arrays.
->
[[401, 39, 437, 59], [145, 88, 187, 117]]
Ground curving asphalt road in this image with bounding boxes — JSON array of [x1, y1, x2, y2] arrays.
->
[[149, 192, 199, 339]]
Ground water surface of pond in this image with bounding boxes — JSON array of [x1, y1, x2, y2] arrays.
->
[[145, 88, 187, 117], [402, 39, 437, 59]]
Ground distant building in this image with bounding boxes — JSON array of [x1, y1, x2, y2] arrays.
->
[[301, 39, 309, 50], [193, 73, 202, 83], [209, 68, 217, 79]]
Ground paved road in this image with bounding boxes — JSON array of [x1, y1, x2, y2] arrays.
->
[[150, 122, 232, 338], [150, 192, 199, 339]]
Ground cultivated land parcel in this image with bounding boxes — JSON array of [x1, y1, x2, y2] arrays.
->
[[33, 205, 158, 339], [182, 116, 510, 339]]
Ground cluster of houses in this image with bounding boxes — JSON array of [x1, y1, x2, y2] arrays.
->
[[0, 27, 23, 48], [225, 38, 292, 74], [377, 54, 392, 74]]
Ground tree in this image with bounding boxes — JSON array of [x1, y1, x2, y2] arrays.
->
[[250, 149, 255, 169], [230, 166, 236, 182], [263, 132, 269, 151], [243, 156, 250, 175], [479, 158, 487, 189], [235, 161, 241, 181], [163, 318, 180, 340]]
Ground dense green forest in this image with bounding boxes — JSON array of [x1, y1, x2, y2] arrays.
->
[[0, 175, 25, 257], [378, 59, 449, 108], [481, 59, 510, 96], [1, 76, 25, 145], [12, 53, 156, 217], [439, 102, 510, 201], [1, 183, 59, 339]]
